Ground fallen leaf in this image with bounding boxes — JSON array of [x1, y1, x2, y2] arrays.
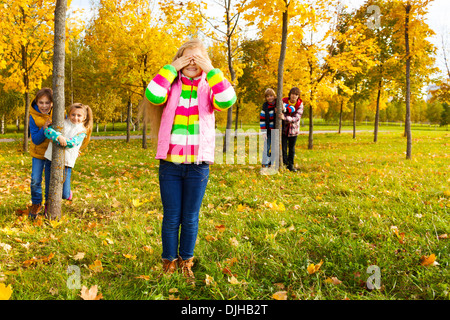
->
[[222, 266, 235, 277], [307, 260, 324, 275], [123, 253, 136, 260], [420, 254, 439, 266], [80, 285, 102, 300], [0, 283, 12, 300], [73, 252, 85, 261], [325, 277, 342, 285], [272, 291, 287, 300], [89, 260, 103, 273], [205, 235, 217, 242], [228, 276, 240, 285], [205, 274, 215, 286], [135, 275, 150, 280], [215, 225, 226, 232]]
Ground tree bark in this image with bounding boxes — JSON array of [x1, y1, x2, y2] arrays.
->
[[374, 81, 382, 143], [353, 83, 357, 139], [48, 0, 67, 221], [223, 0, 237, 153], [126, 98, 132, 143], [405, 2, 412, 159], [276, 6, 289, 168], [142, 82, 147, 149]]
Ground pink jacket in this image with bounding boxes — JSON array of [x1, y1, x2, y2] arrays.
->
[[156, 72, 216, 164]]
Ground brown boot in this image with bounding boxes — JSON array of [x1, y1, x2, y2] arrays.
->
[[29, 203, 42, 219], [162, 258, 178, 275], [178, 256, 195, 282]]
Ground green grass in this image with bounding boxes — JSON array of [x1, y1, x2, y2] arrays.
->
[[0, 130, 449, 300]]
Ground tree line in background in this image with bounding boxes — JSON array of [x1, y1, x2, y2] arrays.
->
[[1, 0, 449, 148]]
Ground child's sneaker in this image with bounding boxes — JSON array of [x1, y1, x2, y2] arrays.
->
[[67, 191, 73, 201]]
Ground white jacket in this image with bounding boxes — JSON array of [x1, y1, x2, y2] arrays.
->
[[44, 119, 86, 168]]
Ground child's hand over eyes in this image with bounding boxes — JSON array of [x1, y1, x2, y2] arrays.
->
[[192, 54, 213, 74]]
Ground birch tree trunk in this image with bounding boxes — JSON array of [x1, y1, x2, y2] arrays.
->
[[47, 0, 67, 220]]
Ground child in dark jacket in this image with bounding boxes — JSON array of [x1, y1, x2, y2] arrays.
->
[[259, 88, 277, 167]]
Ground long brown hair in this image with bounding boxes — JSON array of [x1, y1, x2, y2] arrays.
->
[[138, 38, 210, 141], [68, 103, 93, 151]]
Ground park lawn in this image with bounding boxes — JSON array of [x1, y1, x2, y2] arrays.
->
[[0, 129, 448, 300]]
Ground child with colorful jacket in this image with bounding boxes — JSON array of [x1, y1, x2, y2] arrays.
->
[[259, 88, 277, 167], [143, 39, 236, 281], [280, 87, 304, 172]]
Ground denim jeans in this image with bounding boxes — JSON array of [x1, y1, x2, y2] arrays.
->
[[44, 160, 72, 202], [261, 130, 272, 166], [282, 134, 298, 168], [31, 158, 46, 205], [159, 160, 209, 261]]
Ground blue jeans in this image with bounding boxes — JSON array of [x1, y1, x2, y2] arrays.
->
[[44, 160, 72, 202], [159, 160, 209, 261], [261, 130, 272, 166], [31, 158, 46, 205]]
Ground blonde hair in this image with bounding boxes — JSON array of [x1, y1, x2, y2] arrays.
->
[[264, 88, 276, 98], [139, 38, 210, 141], [68, 103, 93, 151]]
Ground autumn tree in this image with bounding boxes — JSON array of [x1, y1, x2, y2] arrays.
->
[[243, 0, 316, 165], [0, 0, 56, 152], [390, 0, 437, 159], [330, 7, 378, 138], [198, 0, 246, 152], [85, 0, 197, 147], [46, 0, 67, 221]]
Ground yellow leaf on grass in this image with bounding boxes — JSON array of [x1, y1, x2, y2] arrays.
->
[[420, 254, 439, 266], [307, 260, 324, 274], [136, 275, 150, 280], [0, 283, 13, 300], [228, 276, 240, 285], [123, 253, 136, 260], [89, 260, 103, 273], [80, 285, 102, 300], [272, 291, 287, 300], [205, 274, 215, 286], [325, 277, 342, 285]]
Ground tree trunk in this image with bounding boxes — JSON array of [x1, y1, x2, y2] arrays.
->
[[353, 83, 357, 139], [374, 82, 382, 143], [48, 0, 67, 221], [223, 0, 237, 154], [126, 98, 132, 143], [353, 99, 357, 139], [308, 103, 313, 149], [142, 81, 147, 149], [22, 48, 30, 153], [405, 2, 412, 159], [20, 7, 30, 153], [338, 101, 343, 134], [276, 7, 289, 169]]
